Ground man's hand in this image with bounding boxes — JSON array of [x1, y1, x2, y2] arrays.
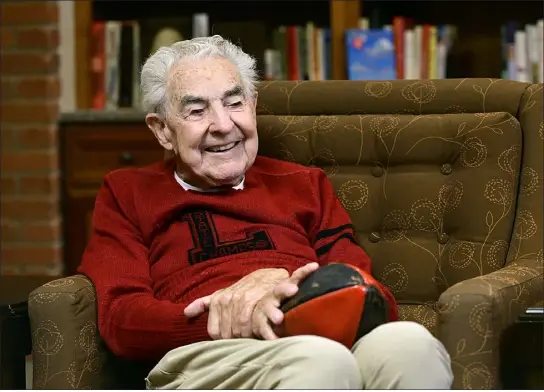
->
[[251, 262, 319, 340], [184, 267, 290, 339]]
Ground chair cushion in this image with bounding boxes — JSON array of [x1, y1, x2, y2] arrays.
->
[[258, 110, 522, 302]]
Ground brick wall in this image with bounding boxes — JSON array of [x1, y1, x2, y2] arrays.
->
[[1, 1, 62, 276]]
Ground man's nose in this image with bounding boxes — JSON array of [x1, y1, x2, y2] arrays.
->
[[209, 105, 234, 133]]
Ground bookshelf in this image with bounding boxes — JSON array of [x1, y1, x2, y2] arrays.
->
[[73, 0, 361, 110], [73, 0, 543, 110], [360, 1, 543, 80]]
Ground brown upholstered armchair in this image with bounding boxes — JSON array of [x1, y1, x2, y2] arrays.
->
[[28, 79, 543, 389]]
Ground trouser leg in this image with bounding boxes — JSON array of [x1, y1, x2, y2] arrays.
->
[[351, 321, 454, 389], [146, 335, 361, 389], [147, 321, 453, 390]]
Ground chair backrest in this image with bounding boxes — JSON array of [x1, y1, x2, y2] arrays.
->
[[255, 79, 543, 304]]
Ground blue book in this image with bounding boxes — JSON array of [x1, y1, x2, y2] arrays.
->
[[346, 29, 396, 80]]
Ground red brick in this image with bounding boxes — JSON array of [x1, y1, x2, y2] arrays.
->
[[1, 221, 20, 242], [16, 77, 60, 99], [1, 245, 61, 264], [1, 52, 58, 75], [17, 28, 59, 49], [21, 219, 61, 242], [1, 199, 59, 221], [1, 102, 59, 123], [17, 126, 58, 149], [1, 151, 58, 173], [20, 173, 59, 196], [0, 27, 15, 48], [1, 176, 18, 195], [1, 79, 14, 100], [1, 127, 18, 150], [0, 2, 58, 25]]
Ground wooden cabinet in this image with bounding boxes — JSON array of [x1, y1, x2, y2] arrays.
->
[[59, 113, 164, 275]]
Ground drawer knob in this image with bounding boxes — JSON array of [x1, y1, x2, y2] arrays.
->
[[119, 151, 134, 165]]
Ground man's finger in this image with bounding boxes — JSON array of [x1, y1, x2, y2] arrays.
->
[[184, 295, 212, 318], [236, 298, 257, 338], [270, 263, 319, 304], [207, 298, 221, 340], [219, 294, 233, 339], [230, 290, 249, 337], [259, 317, 279, 340], [261, 300, 284, 325], [252, 310, 266, 338], [289, 262, 319, 285], [272, 282, 299, 303], [252, 309, 278, 340]]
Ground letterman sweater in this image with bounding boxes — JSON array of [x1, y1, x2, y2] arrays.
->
[[78, 156, 398, 361]]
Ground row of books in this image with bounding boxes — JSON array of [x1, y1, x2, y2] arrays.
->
[[89, 14, 544, 111], [501, 20, 544, 83], [264, 23, 332, 81], [267, 16, 544, 83], [90, 14, 209, 110], [264, 17, 458, 82]]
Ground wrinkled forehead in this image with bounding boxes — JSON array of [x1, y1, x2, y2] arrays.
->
[[167, 57, 243, 103]]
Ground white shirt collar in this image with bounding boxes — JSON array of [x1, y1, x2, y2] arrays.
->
[[174, 171, 245, 192]]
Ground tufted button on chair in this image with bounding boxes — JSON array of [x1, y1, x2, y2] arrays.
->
[[440, 163, 453, 175], [437, 232, 450, 245]]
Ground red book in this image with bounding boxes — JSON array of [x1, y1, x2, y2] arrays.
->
[[90, 22, 105, 109], [393, 16, 406, 79], [421, 24, 431, 79], [286, 26, 299, 80]]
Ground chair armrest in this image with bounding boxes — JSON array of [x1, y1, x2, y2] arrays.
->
[[28, 274, 110, 389], [436, 257, 544, 389]]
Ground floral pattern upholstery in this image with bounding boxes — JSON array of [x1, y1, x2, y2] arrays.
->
[[28, 79, 543, 389]]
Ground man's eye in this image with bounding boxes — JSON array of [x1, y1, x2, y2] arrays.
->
[[229, 101, 242, 108], [190, 109, 204, 115]]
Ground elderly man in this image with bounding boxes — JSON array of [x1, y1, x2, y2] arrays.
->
[[79, 35, 453, 390]]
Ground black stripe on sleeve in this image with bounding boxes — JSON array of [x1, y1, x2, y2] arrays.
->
[[315, 232, 359, 257], [314, 224, 354, 243]]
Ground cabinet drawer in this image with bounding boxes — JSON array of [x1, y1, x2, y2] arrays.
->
[[63, 123, 165, 187]]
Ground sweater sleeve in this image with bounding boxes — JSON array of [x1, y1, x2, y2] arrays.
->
[[78, 175, 210, 361], [307, 169, 399, 322]]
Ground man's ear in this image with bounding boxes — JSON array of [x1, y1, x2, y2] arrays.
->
[[146, 113, 174, 151]]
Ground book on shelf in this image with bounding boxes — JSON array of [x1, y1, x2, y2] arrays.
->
[[345, 28, 396, 80]]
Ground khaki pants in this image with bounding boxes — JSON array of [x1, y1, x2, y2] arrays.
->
[[146, 321, 453, 389]]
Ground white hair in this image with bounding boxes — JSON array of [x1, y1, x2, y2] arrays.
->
[[140, 35, 258, 116]]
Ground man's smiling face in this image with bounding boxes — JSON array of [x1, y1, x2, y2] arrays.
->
[[148, 56, 259, 189]]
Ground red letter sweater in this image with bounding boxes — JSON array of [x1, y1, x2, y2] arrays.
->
[[78, 156, 398, 361]]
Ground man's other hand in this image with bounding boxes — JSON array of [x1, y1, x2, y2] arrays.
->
[[184, 267, 289, 340], [252, 262, 319, 340]]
